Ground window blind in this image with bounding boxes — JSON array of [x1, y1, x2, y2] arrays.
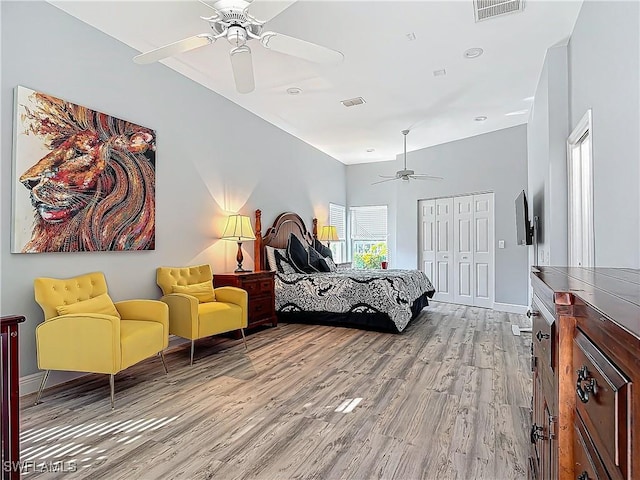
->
[[350, 205, 387, 240], [329, 203, 346, 240]]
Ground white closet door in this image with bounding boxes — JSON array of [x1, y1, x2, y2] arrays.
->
[[419, 192, 495, 308], [434, 197, 454, 302], [454, 195, 474, 306], [418, 200, 436, 284], [473, 193, 494, 308]]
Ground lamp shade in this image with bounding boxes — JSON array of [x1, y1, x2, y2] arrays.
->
[[318, 225, 339, 242], [221, 215, 256, 241]]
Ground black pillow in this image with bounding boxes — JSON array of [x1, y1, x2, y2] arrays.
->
[[308, 246, 330, 272], [313, 239, 333, 260], [287, 234, 313, 273]]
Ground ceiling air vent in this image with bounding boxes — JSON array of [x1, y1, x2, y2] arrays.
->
[[474, 0, 525, 22], [341, 97, 366, 107]]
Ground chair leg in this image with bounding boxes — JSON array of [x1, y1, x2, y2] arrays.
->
[[34, 370, 50, 406], [110, 374, 115, 410], [159, 351, 169, 374], [240, 329, 248, 351], [190, 340, 195, 366]]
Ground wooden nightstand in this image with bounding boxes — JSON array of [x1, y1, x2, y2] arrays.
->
[[213, 271, 277, 331]]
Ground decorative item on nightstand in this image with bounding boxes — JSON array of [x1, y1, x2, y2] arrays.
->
[[318, 225, 339, 247], [221, 214, 256, 272]]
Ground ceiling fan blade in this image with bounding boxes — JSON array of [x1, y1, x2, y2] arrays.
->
[[260, 31, 344, 64], [133, 35, 214, 64], [410, 174, 444, 180], [245, 0, 297, 23], [378, 175, 399, 179], [230, 45, 255, 94], [372, 177, 400, 185]]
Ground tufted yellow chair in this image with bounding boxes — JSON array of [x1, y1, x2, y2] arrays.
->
[[156, 264, 248, 365], [33, 272, 169, 409]]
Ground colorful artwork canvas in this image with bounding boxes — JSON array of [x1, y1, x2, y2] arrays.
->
[[12, 86, 156, 253]]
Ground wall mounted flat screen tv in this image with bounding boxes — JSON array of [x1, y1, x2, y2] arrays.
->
[[515, 190, 533, 246]]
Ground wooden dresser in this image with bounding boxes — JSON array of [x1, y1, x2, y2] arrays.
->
[[214, 271, 277, 331], [529, 267, 640, 480]]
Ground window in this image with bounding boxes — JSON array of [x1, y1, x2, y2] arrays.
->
[[329, 203, 346, 263], [350, 205, 388, 269], [567, 110, 594, 267]]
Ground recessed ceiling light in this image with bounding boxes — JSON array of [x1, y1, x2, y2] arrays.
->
[[406, 32, 416, 41], [475, 116, 487, 122], [286, 87, 302, 95], [433, 69, 446, 77], [464, 47, 484, 59], [366, 148, 375, 153]]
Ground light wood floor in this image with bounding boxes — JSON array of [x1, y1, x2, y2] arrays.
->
[[19, 302, 532, 480]]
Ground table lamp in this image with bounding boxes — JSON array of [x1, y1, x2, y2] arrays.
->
[[318, 225, 339, 247], [221, 214, 256, 272]]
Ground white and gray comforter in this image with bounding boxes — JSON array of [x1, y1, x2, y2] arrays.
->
[[275, 268, 435, 332]]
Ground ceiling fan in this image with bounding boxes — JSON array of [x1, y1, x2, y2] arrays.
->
[[372, 130, 444, 185], [133, 0, 344, 94]]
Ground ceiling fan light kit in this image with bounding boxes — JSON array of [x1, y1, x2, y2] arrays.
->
[[373, 130, 443, 185], [132, 0, 343, 94]]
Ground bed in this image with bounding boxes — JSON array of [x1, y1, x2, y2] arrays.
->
[[253, 210, 435, 333]]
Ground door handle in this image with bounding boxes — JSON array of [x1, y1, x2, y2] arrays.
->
[[443, 255, 449, 259]]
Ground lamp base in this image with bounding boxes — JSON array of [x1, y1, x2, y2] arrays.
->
[[234, 267, 252, 273]]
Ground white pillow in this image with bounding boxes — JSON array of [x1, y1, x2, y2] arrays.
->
[[324, 256, 338, 272], [266, 246, 289, 271], [265, 246, 277, 271]]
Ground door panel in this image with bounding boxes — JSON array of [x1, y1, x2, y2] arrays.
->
[[434, 198, 454, 302], [418, 200, 436, 293], [473, 193, 494, 308], [476, 263, 489, 299], [454, 196, 474, 305]]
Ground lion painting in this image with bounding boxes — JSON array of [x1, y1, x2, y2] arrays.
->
[[13, 87, 156, 252]]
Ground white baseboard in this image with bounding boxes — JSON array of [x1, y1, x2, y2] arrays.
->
[[20, 335, 190, 397], [20, 371, 87, 397], [493, 302, 528, 315]]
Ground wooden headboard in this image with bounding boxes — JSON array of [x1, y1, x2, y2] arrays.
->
[[254, 210, 317, 271]]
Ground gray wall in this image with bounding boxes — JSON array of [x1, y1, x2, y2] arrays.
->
[[527, 43, 570, 267], [528, 1, 640, 269], [568, 1, 640, 267], [1, 1, 346, 377], [347, 125, 530, 306]]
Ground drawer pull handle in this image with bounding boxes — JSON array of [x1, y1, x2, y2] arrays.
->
[[530, 424, 546, 443], [577, 472, 589, 480], [576, 366, 598, 404], [535, 330, 550, 342], [526, 310, 539, 318]]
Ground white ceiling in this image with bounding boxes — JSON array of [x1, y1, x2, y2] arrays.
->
[[50, 0, 583, 165]]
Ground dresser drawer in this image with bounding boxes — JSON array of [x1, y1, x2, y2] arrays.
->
[[574, 413, 611, 480], [574, 330, 630, 479], [532, 295, 555, 372], [242, 278, 273, 296], [249, 296, 273, 320]]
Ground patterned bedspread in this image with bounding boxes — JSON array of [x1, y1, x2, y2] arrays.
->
[[275, 269, 435, 332]]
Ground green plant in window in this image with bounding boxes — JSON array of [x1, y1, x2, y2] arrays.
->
[[353, 242, 388, 269]]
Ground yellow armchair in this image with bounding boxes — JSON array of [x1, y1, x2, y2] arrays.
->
[[33, 272, 169, 409], [156, 265, 248, 365]]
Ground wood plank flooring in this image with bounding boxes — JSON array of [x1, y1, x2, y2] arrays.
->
[[18, 302, 532, 479]]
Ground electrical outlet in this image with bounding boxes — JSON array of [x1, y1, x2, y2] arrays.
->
[[498, 240, 505, 249]]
